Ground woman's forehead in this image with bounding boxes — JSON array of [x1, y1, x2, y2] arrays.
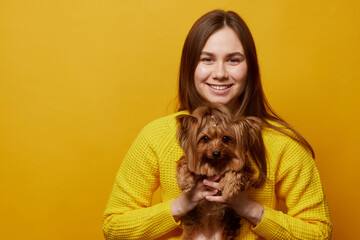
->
[[201, 27, 244, 53]]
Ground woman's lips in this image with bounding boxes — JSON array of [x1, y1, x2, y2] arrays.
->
[[207, 84, 233, 94]]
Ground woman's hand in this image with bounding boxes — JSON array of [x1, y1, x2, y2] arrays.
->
[[203, 177, 264, 226], [171, 175, 220, 222]]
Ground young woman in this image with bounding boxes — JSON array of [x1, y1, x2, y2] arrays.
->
[[103, 10, 332, 239]]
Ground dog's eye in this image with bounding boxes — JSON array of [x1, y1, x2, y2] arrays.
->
[[222, 136, 231, 143], [201, 136, 210, 143]]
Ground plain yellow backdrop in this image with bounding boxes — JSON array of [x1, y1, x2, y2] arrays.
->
[[1, 0, 359, 239]]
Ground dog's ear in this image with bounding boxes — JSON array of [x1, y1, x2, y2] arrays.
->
[[176, 114, 198, 172], [176, 114, 197, 146], [233, 117, 266, 186], [233, 116, 263, 152]]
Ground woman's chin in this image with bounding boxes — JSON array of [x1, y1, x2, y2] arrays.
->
[[204, 94, 231, 104]]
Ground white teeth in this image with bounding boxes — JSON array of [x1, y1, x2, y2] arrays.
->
[[210, 85, 231, 90]]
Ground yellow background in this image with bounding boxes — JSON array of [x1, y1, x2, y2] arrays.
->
[[1, 0, 359, 239]]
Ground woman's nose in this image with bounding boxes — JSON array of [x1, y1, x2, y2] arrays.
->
[[212, 62, 228, 80]]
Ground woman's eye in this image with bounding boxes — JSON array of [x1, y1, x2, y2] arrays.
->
[[201, 58, 213, 63], [229, 58, 240, 63]]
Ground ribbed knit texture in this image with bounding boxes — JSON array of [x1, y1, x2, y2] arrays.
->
[[103, 111, 332, 239]]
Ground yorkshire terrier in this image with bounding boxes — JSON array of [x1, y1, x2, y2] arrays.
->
[[176, 104, 264, 240]]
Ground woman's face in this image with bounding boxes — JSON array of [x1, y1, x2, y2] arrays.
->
[[194, 27, 247, 110]]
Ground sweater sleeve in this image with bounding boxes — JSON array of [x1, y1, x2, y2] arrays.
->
[[252, 138, 332, 239], [102, 122, 180, 240]]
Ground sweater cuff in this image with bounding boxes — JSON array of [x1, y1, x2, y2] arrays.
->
[[251, 206, 281, 238], [156, 199, 181, 230]]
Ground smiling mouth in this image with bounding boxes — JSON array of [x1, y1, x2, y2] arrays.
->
[[208, 84, 233, 90]]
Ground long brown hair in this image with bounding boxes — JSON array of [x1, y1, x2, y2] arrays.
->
[[177, 10, 314, 183]]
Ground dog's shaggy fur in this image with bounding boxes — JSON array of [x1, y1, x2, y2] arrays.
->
[[176, 104, 264, 240]]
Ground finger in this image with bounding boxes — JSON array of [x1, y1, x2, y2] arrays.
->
[[203, 178, 220, 190], [205, 195, 225, 203], [207, 175, 220, 181], [200, 189, 218, 199]]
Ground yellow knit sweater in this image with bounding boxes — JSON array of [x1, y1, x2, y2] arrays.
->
[[103, 111, 332, 239]]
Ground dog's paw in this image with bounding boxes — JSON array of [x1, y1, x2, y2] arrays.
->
[[219, 178, 239, 201], [222, 188, 237, 202], [219, 171, 252, 201]]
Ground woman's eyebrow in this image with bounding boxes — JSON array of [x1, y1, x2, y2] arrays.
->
[[227, 52, 244, 58], [201, 51, 244, 57], [201, 51, 215, 56]]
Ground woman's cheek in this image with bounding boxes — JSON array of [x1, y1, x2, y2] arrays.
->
[[195, 64, 211, 81], [229, 64, 247, 80]]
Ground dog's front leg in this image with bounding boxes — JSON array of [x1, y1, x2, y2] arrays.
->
[[176, 157, 196, 194], [219, 171, 241, 202], [219, 170, 252, 202]]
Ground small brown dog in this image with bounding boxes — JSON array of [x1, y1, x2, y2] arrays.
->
[[176, 104, 264, 240]]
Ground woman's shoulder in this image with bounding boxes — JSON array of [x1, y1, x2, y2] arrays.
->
[[144, 110, 188, 130], [262, 120, 311, 155], [138, 110, 189, 142], [261, 120, 315, 177]]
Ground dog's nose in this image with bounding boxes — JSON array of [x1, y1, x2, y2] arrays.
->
[[212, 151, 221, 158]]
